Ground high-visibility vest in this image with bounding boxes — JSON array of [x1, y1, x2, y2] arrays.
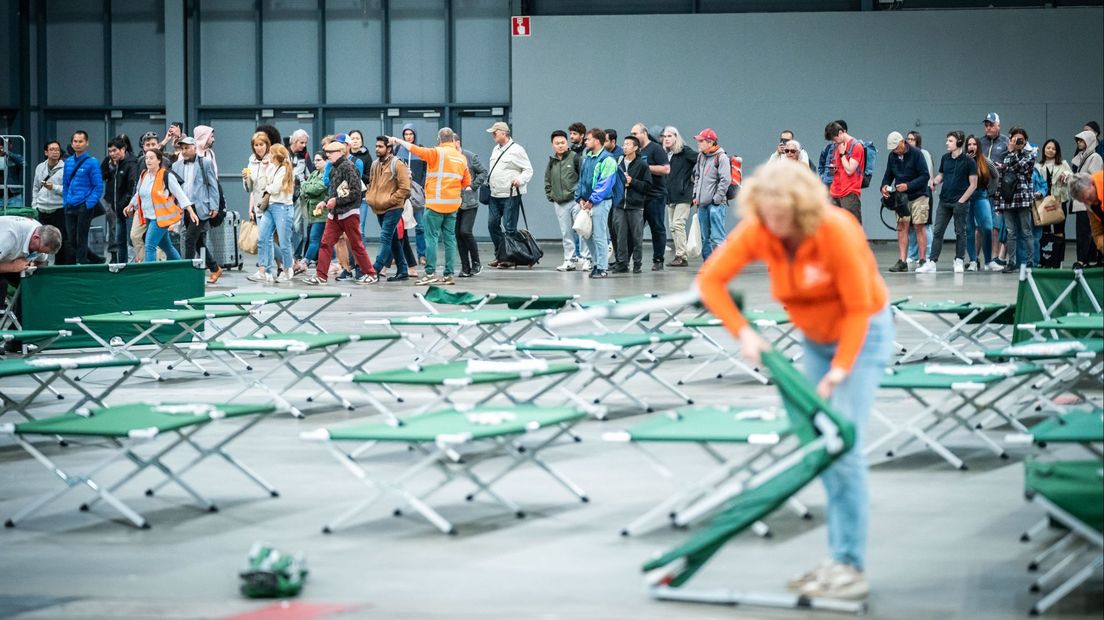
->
[[136, 168, 183, 229], [412, 143, 470, 214]]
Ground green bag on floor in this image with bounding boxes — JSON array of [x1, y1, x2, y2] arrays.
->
[[239, 542, 308, 599]]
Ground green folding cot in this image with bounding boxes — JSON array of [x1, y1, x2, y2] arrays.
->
[[1019, 312, 1104, 341], [1021, 458, 1103, 615], [982, 339, 1103, 413], [500, 332, 695, 412], [0, 354, 145, 422], [414, 285, 578, 313], [64, 307, 254, 379], [673, 309, 802, 386], [328, 359, 599, 425], [1013, 266, 1103, 344], [0, 329, 70, 354], [603, 405, 811, 537], [2, 402, 279, 529], [866, 362, 1045, 470], [192, 332, 402, 417], [364, 308, 556, 362], [892, 298, 1015, 364], [177, 290, 350, 335], [640, 350, 866, 614], [301, 404, 590, 535]]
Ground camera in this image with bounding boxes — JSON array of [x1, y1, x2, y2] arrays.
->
[[1013, 137, 1025, 146]]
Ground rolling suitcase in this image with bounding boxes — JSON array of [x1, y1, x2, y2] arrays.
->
[[209, 210, 244, 270]]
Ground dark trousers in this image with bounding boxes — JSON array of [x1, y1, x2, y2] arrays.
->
[[928, 198, 969, 263], [184, 218, 219, 271], [612, 207, 644, 268], [372, 209, 407, 275], [456, 207, 480, 273], [643, 195, 667, 263], [487, 195, 519, 260], [38, 209, 69, 264], [64, 206, 97, 264], [110, 212, 131, 263], [1075, 210, 1103, 264]]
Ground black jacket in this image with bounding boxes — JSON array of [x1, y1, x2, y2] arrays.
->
[[621, 155, 652, 209], [666, 147, 697, 204], [103, 153, 139, 216], [328, 156, 363, 216], [880, 144, 930, 201]]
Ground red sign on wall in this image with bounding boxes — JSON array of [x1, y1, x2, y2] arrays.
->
[[511, 16, 531, 37]]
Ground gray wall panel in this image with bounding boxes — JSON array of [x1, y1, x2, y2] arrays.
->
[[453, 0, 510, 103], [199, 0, 257, 106], [325, 0, 384, 104], [46, 2, 106, 106], [511, 8, 1104, 240], [111, 0, 165, 107], [388, 0, 446, 104], [262, 0, 319, 105]]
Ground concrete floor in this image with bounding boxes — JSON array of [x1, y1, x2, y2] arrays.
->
[[1, 242, 1100, 620]]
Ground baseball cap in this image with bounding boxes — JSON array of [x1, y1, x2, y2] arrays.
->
[[333, 133, 349, 144], [886, 131, 904, 151], [177, 136, 196, 146], [693, 128, 718, 142], [984, 112, 1000, 124], [486, 121, 510, 134]]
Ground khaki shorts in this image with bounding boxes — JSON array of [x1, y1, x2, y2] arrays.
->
[[898, 196, 929, 225]]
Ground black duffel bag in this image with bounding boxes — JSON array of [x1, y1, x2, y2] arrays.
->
[[501, 192, 543, 268]]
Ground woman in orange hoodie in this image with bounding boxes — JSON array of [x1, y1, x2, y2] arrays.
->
[[697, 160, 894, 602]]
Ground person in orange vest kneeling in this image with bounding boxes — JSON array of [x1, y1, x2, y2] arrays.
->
[[124, 147, 197, 263]]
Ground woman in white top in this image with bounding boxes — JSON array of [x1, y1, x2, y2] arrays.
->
[[123, 148, 196, 263], [249, 143, 295, 283], [243, 131, 272, 281]]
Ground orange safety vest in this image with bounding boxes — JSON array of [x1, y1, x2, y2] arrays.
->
[[136, 168, 183, 229], [409, 142, 471, 214]]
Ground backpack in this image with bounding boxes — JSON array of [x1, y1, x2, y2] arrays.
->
[[713, 152, 743, 200], [999, 167, 1018, 202], [381, 157, 423, 210], [847, 139, 876, 188]]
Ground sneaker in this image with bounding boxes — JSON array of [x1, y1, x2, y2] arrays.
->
[[786, 559, 834, 591], [438, 275, 455, 286], [906, 258, 918, 270], [888, 259, 908, 273], [262, 272, 275, 284], [995, 257, 1008, 267], [588, 269, 608, 279], [356, 273, 379, 284], [580, 259, 593, 272], [652, 261, 664, 272], [966, 260, 978, 272], [303, 276, 327, 286], [387, 272, 410, 282], [987, 260, 1003, 272], [798, 563, 869, 601], [915, 260, 937, 273], [334, 270, 353, 282], [611, 264, 629, 274], [667, 256, 689, 267], [1001, 263, 1018, 274], [414, 274, 439, 286], [458, 271, 473, 278], [278, 269, 294, 283], [953, 258, 965, 273], [556, 261, 576, 272], [472, 263, 483, 275], [293, 260, 308, 275], [246, 270, 268, 283], [633, 264, 643, 274]]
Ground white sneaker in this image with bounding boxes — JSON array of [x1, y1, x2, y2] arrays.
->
[[953, 258, 965, 273], [798, 563, 870, 601], [556, 261, 576, 272], [580, 259, 593, 272], [987, 260, 1003, 272], [786, 559, 834, 591], [906, 258, 918, 270], [966, 260, 978, 272], [246, 270, 268, 283], [278, 269, 294, 283], [915, 260, 937, 273]]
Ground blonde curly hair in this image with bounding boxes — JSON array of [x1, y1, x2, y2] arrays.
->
[[739, 159, 828, 238]]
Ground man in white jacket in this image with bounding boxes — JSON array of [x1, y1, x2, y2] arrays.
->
[[485, 122, 533, 268]]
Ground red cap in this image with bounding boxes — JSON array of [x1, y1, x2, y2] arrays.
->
[[694, 128, 718, 142]]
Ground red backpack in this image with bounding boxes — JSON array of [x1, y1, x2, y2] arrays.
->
[[714, 152, 742, 200]]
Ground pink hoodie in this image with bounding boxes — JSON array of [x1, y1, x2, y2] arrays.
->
[[193, 125, 218, 175]]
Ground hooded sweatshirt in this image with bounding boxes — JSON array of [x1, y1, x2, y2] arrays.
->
[[693, 146, 731, 206], [1071, 130, 1103, 213], [393, 123, 428, 186], [192, 125, 218, 176]]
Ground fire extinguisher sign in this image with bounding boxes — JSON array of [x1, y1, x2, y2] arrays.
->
[[511, 16, 530, 37]]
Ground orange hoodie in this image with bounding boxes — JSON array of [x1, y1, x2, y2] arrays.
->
[[697, 206, 888, 372]]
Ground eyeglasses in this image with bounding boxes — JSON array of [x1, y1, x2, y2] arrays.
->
[[783, 149, 798, 154]]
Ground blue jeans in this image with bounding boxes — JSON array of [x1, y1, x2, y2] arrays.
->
[[802, 306, 895, 572], [143, 223, 180, 262], [1003, 208, 1034, 267], [965, 190, 994, 264], [583, 200, 612, 270], [305, 221, 326, 262], [372, 209, 408, 275], [698, 203, 727, 260], [414, 208, 426, 258], [258, 202, 293, 272], [644, 194, 667, 263], [487, 195, 520, 261]]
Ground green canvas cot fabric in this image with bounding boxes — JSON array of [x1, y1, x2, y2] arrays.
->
[[1031, 313, 1104, 334], [621, 406, 792, 443], [0, 207, 38, 219], [182, 291, 344, 307], [578, 294, 657, 309], [75, 307, 248, 324], [351, 360, 579, 385], [0, 355, 139, 379], [898, 300, 1014, 325], [423, 285, 576, 310], [423, 286, 488, 307], [1025, 458, 1104, 534], [679, 308, 790, 330], [1027, 408, 1104, 444], [516, 332, 692, 351], [10, 402, 276, 438], [879, 362, 1042, 389], [324, 405, 585, 442], [203, 331, 399, 352], [1013, 268, 1104, 343], [0, 330, 68, 344], [984, 338, 1104, 361], [20, 260, 205, 348], [388, 308, 551, 325]]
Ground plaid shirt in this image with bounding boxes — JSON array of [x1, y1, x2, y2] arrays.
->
[[994, 148, 1037, 211]]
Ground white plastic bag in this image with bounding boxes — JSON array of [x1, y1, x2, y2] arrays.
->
[[401, 199, 417, 230], [572, 207, 593, 239], [686, 209, 702, 258]]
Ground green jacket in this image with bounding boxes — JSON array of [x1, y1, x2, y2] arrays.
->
[[299, 169, 329, 225], [544, 151, 580, 203]]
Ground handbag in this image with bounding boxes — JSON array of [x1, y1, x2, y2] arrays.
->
[[479, 142, 514, 204], [572, 205, 592, 239], [1032, 195, 1065, 227], [238, 218, 260, 255], [501, 191, 543, 267], [686, 208, 703, 258], [256, 192, 271, 213]]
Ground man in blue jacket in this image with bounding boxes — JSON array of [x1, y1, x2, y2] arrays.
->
[[881, 131, 931, 272], [61, 130, 104, 264], [575, 128, 619, 278]]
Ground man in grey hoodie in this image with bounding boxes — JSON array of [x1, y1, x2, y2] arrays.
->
[[691, 128, 732, 261]]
